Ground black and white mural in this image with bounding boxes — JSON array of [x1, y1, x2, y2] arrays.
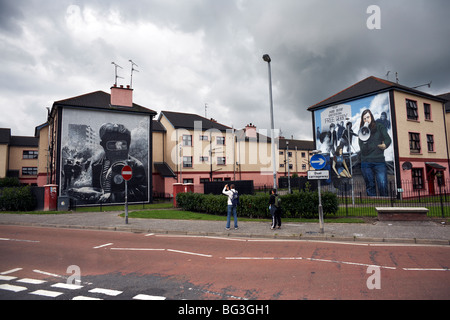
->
[[60, 108, 150, 205]]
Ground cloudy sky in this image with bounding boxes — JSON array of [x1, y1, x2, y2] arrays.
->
[[1, 0, 449, 139]]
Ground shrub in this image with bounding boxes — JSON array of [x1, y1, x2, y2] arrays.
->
[[176, 190, 339, 219], [0, 177, 20, 188], [0, 186, 36, 211]]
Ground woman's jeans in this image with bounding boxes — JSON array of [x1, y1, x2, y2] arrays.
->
[[227, 205, 238, 228], [361, 162, 388, 196]]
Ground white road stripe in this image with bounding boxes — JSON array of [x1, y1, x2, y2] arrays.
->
[[133, 294, 166, 300], [93, 243, 113, 249], [167, 249, 212, 258], [72, 296, 103, 300], [0, 238, 39, 243], [0, 275, 17, 281], [226, 257, 303, 260], [1, 268, 23, 275], [17, 278, 46, 285], [52, 283, 83, 290], [33, 269, 61, 278], [30, 289, 63, 298], [403, 268, 449, 271], [0, 284, 27, 292], [110, 248, 165, 251], [305, 257, 397, 270], [89, 288, 122, 296]]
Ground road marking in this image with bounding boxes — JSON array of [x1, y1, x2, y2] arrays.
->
[[167, 249, 213, 258], [93, 243, 113, 249], [1, 268, 23, 275], [226, 257, 303, 260], [52, 283, 83, 290], [110, 248, 165, 251], [33, 269, 61, 278], [133, 294, 166, 300], [33, 269, 93, 285], [0, 284, 27, 292], [402, 268, 449, 271], [305, 257, 397, 270], [0, 275, 17, 281], [0, 238, 39, 243], [30, 289, 64, 298], [17, 278, 46, 285], [89, 288, 122, 296], [145, 233, 154, 237], [225, 256, 397, 270], [72, 296, 103, 300]]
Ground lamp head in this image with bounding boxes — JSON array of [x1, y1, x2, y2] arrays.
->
[[262, 54, 271, 63]]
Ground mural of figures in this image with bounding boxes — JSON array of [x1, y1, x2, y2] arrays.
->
[[60, 109, 150, 205], [313, 92, 396, 197]]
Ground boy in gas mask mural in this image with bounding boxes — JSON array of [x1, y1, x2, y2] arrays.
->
[[92, 123, 147, 203]]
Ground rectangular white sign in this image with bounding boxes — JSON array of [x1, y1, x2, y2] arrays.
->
[[307, 170, 330, 180]]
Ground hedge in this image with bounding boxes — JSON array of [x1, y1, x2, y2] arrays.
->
[[176, 190, 338, 219], [0, 186, 36, 211]]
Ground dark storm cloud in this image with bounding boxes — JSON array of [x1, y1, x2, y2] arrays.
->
[[0, 0, 449, 138]]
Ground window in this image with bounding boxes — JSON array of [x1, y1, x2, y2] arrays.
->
[[183, 156, 192, 168], [22, 167, 37, 176], [409, 132, 421, 153], [23, 150, 38, 159], [216, 137, 225, 145], [288, 152, 292, 157], [183, 178, 194, 184], [199, 156, 209, 162], [412, 168, 424, 190], [427, 135, 434, 152], [217, 157, 226, 165], [200, 178, 210, 183], [301, 152, 306, 158], [406, 99, 418, 120], [182, 135, 192, 146], [279, 151, 284, 155], [302, 164, 307, 170], [199, 135, 208, 141], [424, 103, 431, 120]]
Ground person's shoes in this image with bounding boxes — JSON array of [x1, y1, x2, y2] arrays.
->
[[225, 227, 230, 231], [270, 226, 275, 230], [234, 227, 239, 230]]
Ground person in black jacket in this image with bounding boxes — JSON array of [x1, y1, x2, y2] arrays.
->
[[268, 189, 281, 229]]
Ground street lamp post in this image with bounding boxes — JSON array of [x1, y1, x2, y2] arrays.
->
[[263, 54, 277, 190], [346, 118, 355, 206]]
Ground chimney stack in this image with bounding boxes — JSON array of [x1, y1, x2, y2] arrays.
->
[[245, 123, 257, 138], [111, 84, 133, 107]]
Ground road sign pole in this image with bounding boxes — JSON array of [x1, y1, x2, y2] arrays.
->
[[125, 180, 128, 224], [121, 165, 132, 225], [318, 179, 324, 233], [309, 152, 326, 233]]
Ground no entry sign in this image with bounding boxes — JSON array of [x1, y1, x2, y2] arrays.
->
[[121, 165, 133, 181]]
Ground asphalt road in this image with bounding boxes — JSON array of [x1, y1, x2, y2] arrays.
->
[[0, 225, 449, 301]]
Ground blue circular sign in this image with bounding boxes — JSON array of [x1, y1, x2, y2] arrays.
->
[[310, 154, 326, 170]]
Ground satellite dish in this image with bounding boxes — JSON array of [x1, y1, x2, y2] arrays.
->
[[402, 161, 412, 170]]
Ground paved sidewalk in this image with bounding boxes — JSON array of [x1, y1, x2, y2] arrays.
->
[[0, 211, 449, 245]]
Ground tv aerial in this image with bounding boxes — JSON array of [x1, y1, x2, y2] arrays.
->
[[111, 62, 124, 86], [129, 59, 139, 88]]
